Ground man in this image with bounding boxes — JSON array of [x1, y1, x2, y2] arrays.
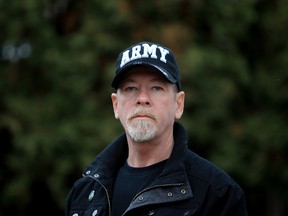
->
[[65, 41, 248, 216]]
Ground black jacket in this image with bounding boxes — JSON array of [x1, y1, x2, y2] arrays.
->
[[65, 122, 248, 216]]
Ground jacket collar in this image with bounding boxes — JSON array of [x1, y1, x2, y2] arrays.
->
[[84, 122, 189, 187]]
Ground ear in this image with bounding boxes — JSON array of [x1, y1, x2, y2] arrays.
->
[[175, 91, 185, 120], [111, 93, 119, 119]]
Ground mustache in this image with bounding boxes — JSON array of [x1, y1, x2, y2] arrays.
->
[[128, 107, 156, 120]]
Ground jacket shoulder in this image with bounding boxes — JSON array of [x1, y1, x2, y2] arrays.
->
[[185, 150, 248, 215], [185, 150, 244, 198]]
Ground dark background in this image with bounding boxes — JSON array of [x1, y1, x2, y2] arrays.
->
[[0, 0, 287, 215]]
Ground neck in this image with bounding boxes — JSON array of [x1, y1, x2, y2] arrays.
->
[[126, 130, 174, 168]]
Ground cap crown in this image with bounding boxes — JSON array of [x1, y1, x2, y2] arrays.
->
[[112, 42, 181, 90]]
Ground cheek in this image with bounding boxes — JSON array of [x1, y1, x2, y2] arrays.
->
[[168, 104, 181, 120], [115, 103, 129, 122], [156, 103, 176, 120]]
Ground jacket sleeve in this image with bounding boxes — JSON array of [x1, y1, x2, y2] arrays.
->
[[202, 182, 248, 216]]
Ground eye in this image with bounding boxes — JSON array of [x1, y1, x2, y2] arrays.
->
[[151, 86, 163, 91], [124, 86, 137, 91]]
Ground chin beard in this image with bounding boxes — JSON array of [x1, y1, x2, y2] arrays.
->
[[127, 119, 157, 142]]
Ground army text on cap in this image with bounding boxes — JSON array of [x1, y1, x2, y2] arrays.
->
[[120, 43, 170, 68]]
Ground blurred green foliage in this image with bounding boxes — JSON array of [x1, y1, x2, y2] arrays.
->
[[0, 0, 288, 215]]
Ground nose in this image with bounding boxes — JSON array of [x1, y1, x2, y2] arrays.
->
[[136, 88, 151, 106]]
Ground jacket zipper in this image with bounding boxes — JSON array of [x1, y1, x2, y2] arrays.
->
[[84, 175, 112, 216]]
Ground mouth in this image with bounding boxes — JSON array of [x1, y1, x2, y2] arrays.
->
[[129, 108, 156, 121], [132, 114, 153, 120], [129, 112, 155, 121]]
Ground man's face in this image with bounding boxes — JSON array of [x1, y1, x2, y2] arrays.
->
[[111, 66, 185, 143]]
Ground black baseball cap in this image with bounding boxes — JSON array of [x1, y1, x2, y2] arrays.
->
[[111, 41, 181, 90]]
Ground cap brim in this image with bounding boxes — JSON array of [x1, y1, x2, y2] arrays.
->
[[111, 62, 177, 89]]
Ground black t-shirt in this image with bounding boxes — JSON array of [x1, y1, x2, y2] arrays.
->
[[111, 159, 167, 216]]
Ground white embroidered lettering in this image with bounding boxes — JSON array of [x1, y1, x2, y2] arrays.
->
[[120, 50, 130, 68], [141, 44, 158, 59], [119, 43, 170, 68], [158, 46, 169, 63], [130, 45, 142, 61]]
